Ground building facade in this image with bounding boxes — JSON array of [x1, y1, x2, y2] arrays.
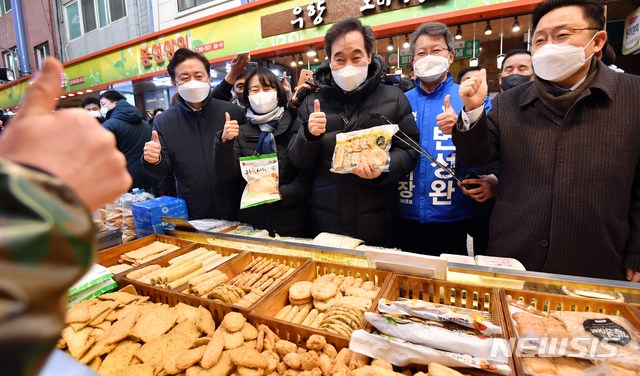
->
[[0, 0, 56, 78]]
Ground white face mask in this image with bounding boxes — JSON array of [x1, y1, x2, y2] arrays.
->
[[89, 110, 102, 118], [331, 65, 368, 92], [249, 90, 278, 114], [100, 106, 109, 117], [413, 55, 450, 83], [178, 79, 211, 103], [532, 33, 598, 82]]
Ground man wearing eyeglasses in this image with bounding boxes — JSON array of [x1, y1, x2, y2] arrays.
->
[[394, 21, 492, 256], [453, 0, 640, 281]]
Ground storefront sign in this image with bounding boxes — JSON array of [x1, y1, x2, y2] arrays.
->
[[140, 35, 191, 68], [454, 39, 481, 59], [194, 41, 225, 54], [261, 0, 432, 38], [622, 7, 640, 55], [68, 76, 85, 86], [386, 49, 412, 67]]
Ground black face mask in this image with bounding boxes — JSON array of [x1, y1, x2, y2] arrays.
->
[[500, 74, 532, 92]]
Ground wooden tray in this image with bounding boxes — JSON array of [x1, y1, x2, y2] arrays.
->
[[250, 261, 393, 349], [96, 234, 194, 278], [122, 250, 310, 324], [504, 288, 640, 375], [377, 275, 523, 376]]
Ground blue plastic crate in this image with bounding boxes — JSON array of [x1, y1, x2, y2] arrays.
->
[[131, 196, 188, 236]]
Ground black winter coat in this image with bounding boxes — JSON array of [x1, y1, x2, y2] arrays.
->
[[141, 93, 246, 220], [213, 110, 311, 237], [288, 55, 420, 246], [103, 100, 153, 191]]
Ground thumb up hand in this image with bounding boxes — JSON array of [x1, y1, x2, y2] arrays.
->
[[144, 130, 162, 164], [308, 99, 326, 137], [221, 112, 239, 142], [435, 94, 457, 135]]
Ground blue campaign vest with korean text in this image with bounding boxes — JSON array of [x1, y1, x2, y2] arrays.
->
[[395, 74, 491, 223]]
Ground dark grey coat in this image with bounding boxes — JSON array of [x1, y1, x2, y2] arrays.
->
[[453, 60, 640, 280]]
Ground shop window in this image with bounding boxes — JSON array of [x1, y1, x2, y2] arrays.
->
[[66, 2, 82, 40], [34, 43, 51, 71], [3, 47, 17, 74], [0, 0, 11, 15], [65, 0, 127, 40], [178, 0, 214, 12], [82, 0, 97, 33], [109, 0, 126, 22]]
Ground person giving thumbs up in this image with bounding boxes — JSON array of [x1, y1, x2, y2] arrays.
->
[[435, 94, 457, 135], [308, 99, 326, 136]]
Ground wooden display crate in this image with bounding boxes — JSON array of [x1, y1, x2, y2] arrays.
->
[[250, 261, 393, 349], [377, 275, 523, 376], [121, 250, 310, 324], [504, 288, 640, 375], [96, 234, 194, 278]]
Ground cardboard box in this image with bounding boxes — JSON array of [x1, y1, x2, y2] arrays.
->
[[131, 196, 188, 236]]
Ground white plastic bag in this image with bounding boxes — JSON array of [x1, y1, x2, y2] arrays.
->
[[349, 330, 512, 375]]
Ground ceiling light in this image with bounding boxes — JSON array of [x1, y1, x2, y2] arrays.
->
[[455, 25, 463, 40], [60, 95, 66, 98], [484, 21, 492, 36], [77, 91, 83, 95], [387, 37, 394, 51], [68, 93, 75, 97], [402, 35, 410, 49], [306, 47, 316, 57], [313, 57, 319, 63], [290, 56, 297, 67], [512, 16, 521, 32], [86, 89, 93, 92], [297, 54, 303, 65]]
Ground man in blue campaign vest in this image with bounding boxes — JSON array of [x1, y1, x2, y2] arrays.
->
[[393, 22, 492, 255]]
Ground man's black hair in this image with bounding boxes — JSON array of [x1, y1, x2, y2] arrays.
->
[[324, 17, 375, 59], [99, 90, 125, 102], [242, 67, 288, 111], [80, 96, 100, 108], [501, 49, 531, 72], [532, 0, 605, 32], [457, 66, 482, 84], [167, 48, 211, 82]]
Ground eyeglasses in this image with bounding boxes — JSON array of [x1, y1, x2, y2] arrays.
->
[[414, 47, 450, 58], [532, 27, 600, 47]]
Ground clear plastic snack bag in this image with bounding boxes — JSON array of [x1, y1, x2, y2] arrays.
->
[[331, 124, 398, 174], [239, 153, 281, 209], [117, 188, 154, 242]]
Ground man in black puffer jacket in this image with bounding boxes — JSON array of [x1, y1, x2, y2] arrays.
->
[[99, 90, 153, 192], [142, 48, 246, 220], [288, 17, 420, 246]]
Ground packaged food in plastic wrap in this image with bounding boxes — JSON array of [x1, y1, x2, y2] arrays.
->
[[551, 311, 640, 366], [239, 153, 281, 209], [349, 330, 511, 375], [364, 312, 510, 363], [377, 298, 502, 335], [331, 124, 398, 174], [111, 189, 154, 242]]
